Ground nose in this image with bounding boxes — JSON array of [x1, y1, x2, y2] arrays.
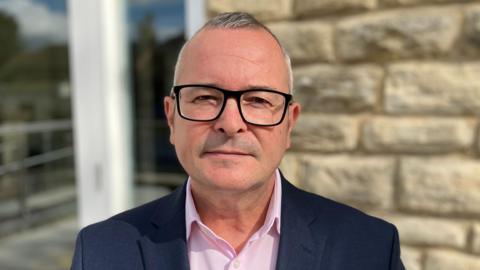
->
[[213, 98, 247, 136]]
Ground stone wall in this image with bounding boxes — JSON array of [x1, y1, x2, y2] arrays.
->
[[208, 0, 480, 269]]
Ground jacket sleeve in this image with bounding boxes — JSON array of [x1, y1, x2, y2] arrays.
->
[[70, 230, 84, 270], [390, 226, 405, 270]]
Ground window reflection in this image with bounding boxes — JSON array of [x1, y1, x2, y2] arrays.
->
[[0, 0, 74, 236], [128, 0, 186, 186]]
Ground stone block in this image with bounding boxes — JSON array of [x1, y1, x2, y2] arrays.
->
[[208, 0, 293, 21], [336, 7, 461, 61], [300, 155, 394, 208], [388, 216, 467, 248], [385, 62, 480, 115], [382, 0, 453, 6], [268, 21, 334, 63], [464, 5, 480, 53], [362, 117, 475, 153], [400, 158, 480, 215], [401, 246, 422, 270], [293, 64, 383, 112], [473, 224, 480, 255], [425, 250, 480, 270], [294, 0, 377, 17], [291, 114, 358, 152]]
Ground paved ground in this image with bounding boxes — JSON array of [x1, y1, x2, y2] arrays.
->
[[0, 217, 77, 270], [0, 185, 172, 270]]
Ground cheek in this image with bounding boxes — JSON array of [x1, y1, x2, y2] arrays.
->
[[278, 127, 292, 153], [174, 123, 208, 155], [277, 125, 290, 144], [173, 126, 200, 170], [258, 127, 290, 154]]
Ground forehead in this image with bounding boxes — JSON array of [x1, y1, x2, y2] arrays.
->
[[176, 28, 290, 92]]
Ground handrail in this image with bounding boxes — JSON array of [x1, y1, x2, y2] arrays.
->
[[0, 120, 72, 135], [0, 120, 75, 231], [0, 147, 74, 176], [0, 120, 74, 176]]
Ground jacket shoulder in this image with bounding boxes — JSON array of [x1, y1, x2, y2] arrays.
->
[[283, 180, 403, 268], [81, 184, 184, 237], [284, 179, 397, 236]]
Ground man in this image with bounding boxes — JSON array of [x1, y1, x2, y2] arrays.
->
[[71, 12, 405, 270]]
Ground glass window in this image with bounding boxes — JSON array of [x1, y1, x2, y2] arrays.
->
[[128, 0, 187, 187], [0, 0, 74, 235]]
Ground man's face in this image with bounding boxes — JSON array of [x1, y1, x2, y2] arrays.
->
[[164, 28, 300, 193]]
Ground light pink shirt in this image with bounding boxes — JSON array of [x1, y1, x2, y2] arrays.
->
[[185, 170, 282, 270]]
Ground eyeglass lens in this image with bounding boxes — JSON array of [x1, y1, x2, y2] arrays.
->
[[177, 86, 287, 125]]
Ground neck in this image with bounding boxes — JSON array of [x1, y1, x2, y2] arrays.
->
[[190, 174, 276, 253]]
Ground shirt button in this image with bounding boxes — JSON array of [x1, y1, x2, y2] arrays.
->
[[233, 259, 241, 269]]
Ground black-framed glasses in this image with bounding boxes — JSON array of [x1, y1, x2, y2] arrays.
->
[[172, 84, 293, 126]]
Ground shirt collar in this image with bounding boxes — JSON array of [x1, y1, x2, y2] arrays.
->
[[185, 169, 282, 239]]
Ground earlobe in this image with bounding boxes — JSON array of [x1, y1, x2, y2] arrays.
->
[[288, 102, 301, 132], [286, 102, 301, 149], [164, 96, 175, 144]]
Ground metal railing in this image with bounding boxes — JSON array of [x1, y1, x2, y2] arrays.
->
[[0, 120, 75, 233]]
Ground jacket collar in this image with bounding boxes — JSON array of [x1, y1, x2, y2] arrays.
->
[[137, 174, 327, 270], [138, 184, 189, 270], [276, 177, 328, 270]]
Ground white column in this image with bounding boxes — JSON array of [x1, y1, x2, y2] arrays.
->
[[68, 0, 133, 227], [186, 0, 206, 39]]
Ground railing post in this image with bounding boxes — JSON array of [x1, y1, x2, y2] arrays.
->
[[18, 169, 31, 230]]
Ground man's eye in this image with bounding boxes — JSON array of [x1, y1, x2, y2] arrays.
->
[[192, 95, 220, 103], [244, 97, 272, 107]]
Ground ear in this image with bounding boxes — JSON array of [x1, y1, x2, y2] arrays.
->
[[164, 96, 176, 145], [285, 102, 301, 149]]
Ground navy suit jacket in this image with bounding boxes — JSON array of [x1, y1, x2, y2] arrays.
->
[[71, 177, 405, 270]]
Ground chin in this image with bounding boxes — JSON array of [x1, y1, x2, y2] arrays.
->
[[200, 168, 260, 192]]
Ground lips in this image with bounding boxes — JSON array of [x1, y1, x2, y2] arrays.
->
[[203, 149, 252, 157]]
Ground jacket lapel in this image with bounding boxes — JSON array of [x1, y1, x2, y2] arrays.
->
[[137, 175, 329, 270], [276, 178, 328, 270], [138, 184, 190, 270]]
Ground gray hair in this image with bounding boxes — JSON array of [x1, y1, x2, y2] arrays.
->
[[174, 12, 294, 94]]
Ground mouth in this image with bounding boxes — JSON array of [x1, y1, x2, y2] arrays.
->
[[202, 150, 253, 157]]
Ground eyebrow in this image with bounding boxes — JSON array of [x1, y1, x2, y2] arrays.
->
[[245, 84, 280, 91], [193, 82, 281, 92]]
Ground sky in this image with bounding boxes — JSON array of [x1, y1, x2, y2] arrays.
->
[[0, 0, 69, 48], [0, 0, 184, 49], [128, 0, 185, 43]]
